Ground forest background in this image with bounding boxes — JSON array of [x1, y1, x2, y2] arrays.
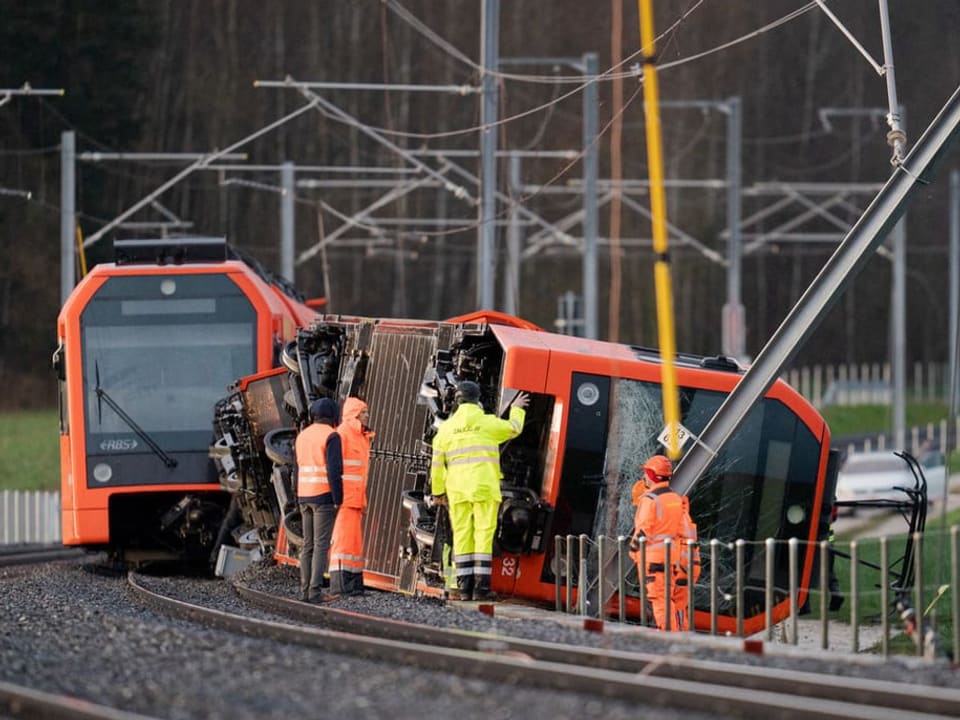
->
[[2, 0, 960, 411]]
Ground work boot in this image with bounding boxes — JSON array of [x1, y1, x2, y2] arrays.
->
[[345, 572, 365, 596], [446, 589, 469, 601], [471, 578, 497, 602], [454, 575, 474, 602]]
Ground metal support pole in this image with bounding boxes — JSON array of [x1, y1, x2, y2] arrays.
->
[[788, 537, 798, 645], [554, 535, 562, 612], [504, 154, 521, 315], [951, 527, 959, 664], [722, 97, 744, 360], [598, 535, 606, 618], [638, 538, 647, 627], [617, 536, 626, 623], [819, 540, 829, 650], [663, 538, 672, 631], [765, 537, 775, 641], [735, 539, 745, 637], [687, 539, 696, 632], [710, 538, 719, 636], [891, 217, 907, 448], [880, 536, 890, 657], [673, 84, 960, 497], [949, 171, 959, 411], [60, 131, 75, 306], [582, 52, 599, 339], [478, 0, 500, 310], [281, 162, 295, 282], [851, 541, 860, 653], [914, 531, 924, 658], [578, 533, 588, 616], [878, 0, 906, 163]]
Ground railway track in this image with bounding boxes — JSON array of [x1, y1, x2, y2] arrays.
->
[[0, 679, 159, 720], [129, 572, 960, 720], [0, 544, 86, 568]]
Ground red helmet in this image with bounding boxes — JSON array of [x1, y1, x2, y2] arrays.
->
[[643, 454, 673, 484]]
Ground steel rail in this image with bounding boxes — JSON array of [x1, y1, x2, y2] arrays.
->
[[233, 580, 960, 718], [0, 679, 159, 720], [128, 573, 959, 720], [0, 546, 86, 568]]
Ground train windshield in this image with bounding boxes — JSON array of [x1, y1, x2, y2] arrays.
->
[[81, 274, 257, 453], [559, 373, 823, 547]]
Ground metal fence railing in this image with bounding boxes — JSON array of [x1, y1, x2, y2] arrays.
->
[[556, 528, 960, 663], [0, 490, 61, 544]]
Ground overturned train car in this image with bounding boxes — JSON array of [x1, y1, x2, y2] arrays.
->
[[212, 312, 836, 633]]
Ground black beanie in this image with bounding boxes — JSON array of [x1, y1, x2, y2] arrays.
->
[[309, 398, 339, 423]]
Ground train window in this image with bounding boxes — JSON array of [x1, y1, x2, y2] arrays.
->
[[553, 372, 822, 599], [79, 275, 257, 457]]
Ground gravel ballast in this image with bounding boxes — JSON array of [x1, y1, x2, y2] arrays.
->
[[2, 558, 718, 720]]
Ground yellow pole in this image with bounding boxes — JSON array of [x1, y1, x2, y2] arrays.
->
[[638, 0, 681, 459], [75, 223, 88, 277]]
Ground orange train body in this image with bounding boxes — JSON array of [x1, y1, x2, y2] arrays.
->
[[55, 239, 317, 563], [215, 312, 836, 635]]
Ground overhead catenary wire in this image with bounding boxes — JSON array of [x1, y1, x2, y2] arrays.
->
[[290, 5, 807, 253], [296, 1, 819, 144], [382, 0, 710, 85]]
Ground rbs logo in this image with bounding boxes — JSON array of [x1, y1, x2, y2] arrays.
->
[[100, 438, 139, 451]]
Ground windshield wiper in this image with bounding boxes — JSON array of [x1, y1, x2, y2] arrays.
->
[[95, 363, 178, 469]]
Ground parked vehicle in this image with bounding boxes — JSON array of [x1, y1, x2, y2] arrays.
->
[[834, 450, 947, 512]]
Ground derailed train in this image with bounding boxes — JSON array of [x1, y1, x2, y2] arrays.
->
[[211, 311, 839, 634]]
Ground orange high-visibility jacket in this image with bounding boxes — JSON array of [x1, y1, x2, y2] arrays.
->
[[296, 423, 338, 500], [631, 481, 700, 579], [339, 398, 374, 509]]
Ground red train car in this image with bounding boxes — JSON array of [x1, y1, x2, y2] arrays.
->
[[54, 238, 318, 565], [213, 312, 836, 634]]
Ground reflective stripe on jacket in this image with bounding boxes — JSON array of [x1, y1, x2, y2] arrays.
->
[[296, 423, 338, 500], [430, 403, 525, 504]]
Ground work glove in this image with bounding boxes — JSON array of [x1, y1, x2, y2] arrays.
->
[[629, 534, 642, 552]]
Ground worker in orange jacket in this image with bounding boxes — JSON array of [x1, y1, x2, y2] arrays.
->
[[629, 454, 700, 631], [294, 398, 342, 603], [329, 397, 374, 597]]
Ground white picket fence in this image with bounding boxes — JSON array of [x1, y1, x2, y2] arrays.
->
[[784, 361, 950, 409], [0, 490, 61, 544]]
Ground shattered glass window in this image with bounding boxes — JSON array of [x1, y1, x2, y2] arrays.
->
[[556, 372, 822, 612]]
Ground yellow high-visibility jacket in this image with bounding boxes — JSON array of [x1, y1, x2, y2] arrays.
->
[[430, 403, 526, 504]]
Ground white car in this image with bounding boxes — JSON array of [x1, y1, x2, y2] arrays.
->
[[834, 450, 948, 510]]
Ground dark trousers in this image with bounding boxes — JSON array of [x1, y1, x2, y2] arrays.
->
[[300, 503, 336, 599]]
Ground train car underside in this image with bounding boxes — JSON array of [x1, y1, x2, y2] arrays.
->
[[212, 316, 554, 597]]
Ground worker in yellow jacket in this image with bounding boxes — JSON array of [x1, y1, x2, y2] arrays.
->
[[430, 381, 528, 601]]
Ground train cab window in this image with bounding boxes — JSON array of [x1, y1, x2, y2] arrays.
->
[[80, 274, 257, 457], [552, 372, 823, 600]]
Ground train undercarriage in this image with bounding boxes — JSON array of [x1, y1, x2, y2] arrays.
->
[[210, 315, 553, 594]]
